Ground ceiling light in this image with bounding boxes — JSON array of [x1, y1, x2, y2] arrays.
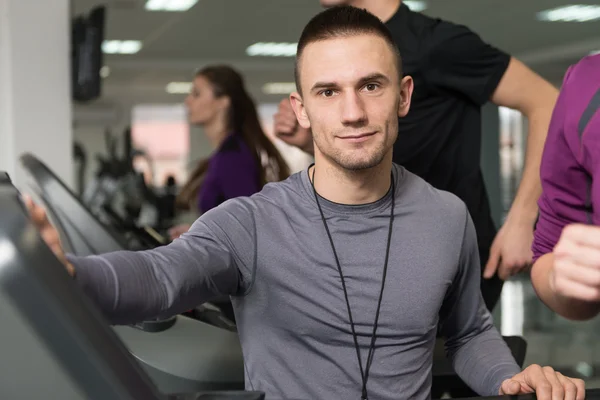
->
[[536, 5, 600, 22], [166, 82, 193, 94], [262, 82, 297, 95], [246, 42, 297, 57], [145, 0, 198, 11], [100, 66, 110, 78], [102, 40, 142, 54], [404, 1, 427, 12]]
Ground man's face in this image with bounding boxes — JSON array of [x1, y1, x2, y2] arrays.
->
[[291, 34, 412, 171]]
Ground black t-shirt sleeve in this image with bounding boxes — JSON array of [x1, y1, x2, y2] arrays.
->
[[422, 21, 511, 105]]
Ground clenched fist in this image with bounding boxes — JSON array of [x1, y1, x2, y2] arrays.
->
[[552, 224, 600, 302], [273, 98, 314, 154]]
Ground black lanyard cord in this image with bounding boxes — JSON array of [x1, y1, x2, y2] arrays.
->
[[310, 167, 395, 400]]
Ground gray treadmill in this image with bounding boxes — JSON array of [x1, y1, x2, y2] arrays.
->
[[0, 171, 262, 400], [18, 154, 244, 394]]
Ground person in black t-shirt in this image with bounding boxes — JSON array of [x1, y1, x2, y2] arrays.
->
[[274, 0, 559, 312]]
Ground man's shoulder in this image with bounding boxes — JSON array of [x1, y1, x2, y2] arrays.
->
[[396, 165, 468, 219], [387, 6, 440, 47], [388, 7, 492, 75], [392, 5, 474, 40], [209, 172, 305, 213]]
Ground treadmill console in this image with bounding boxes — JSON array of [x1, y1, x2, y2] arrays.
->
[[0, 172, 261, 400]]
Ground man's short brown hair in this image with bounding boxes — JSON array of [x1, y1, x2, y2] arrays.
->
[[294, 6, 403, 93]]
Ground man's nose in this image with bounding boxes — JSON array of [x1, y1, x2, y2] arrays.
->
[[340, 92, 367, 125]]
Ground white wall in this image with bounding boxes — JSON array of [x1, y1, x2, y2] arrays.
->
[[0, 0, 72, 188]]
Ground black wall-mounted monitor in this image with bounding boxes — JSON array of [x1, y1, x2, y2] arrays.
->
[[72, 6, 105, 102]]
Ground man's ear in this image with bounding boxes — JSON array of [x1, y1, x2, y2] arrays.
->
[[398, 76, 414, 118], [290, 91, 311, 129]]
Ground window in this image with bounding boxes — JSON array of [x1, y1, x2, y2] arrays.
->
[[131, 104, 189, 188]]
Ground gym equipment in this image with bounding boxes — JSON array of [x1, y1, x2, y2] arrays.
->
[[81, 129, 149, 232], [81, 128, 175, 238], [22, 152, 234, 328], [19, 154, 244, 394], [0, 171, 262, 400], [22, 152, 164, 252]]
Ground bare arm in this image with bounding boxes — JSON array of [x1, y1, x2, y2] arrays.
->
[[483, 58, 559, 279], [490, 57, 558, 225], [531, 252, 600, 321], [420, 22, 559, 278]]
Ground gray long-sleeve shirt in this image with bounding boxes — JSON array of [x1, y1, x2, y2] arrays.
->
[[69, 164, 520, 399]]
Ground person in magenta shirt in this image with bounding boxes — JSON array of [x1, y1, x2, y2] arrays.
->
[[169, 65, 290, 240], [531, 53, 600, 321]]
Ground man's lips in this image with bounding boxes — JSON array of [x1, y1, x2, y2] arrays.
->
[[337, 132, 377, 142]]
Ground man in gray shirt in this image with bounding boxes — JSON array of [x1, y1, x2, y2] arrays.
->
[[29, 6, 584, 400]]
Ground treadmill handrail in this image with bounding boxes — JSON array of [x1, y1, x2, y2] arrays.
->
[[0, 179, 166, 400], [20, 152, 128, 254]]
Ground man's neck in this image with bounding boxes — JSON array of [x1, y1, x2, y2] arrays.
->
[[348, 0, 401, 22], [310, 155, 394, 205]]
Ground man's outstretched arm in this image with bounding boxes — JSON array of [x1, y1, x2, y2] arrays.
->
[[532, 250, 600, 321], [27, 197, 257, 325], [484, 58, 558, 279]]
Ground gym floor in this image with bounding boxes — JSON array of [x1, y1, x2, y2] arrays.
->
[[492, 275, 600, 388]]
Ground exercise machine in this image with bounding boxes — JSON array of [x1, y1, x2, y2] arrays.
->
[[0, 171, 262, 400], [19, 154, 243, 394], [81, 128, 174, 240]]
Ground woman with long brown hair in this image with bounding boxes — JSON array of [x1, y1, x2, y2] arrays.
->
[[169, 65, 290, 239]]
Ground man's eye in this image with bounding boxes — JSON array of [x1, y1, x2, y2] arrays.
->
[[365, 83, 379, 91], [321, 89, 334, 97]]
